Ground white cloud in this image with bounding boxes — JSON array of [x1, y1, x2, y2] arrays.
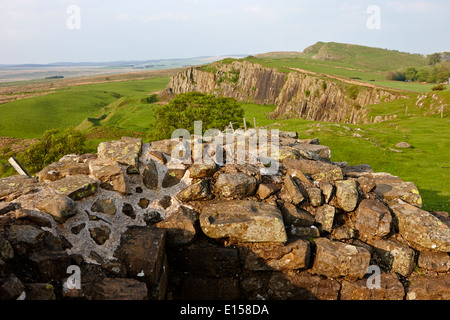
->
[[117, 13, 131, 21], [387, 1, 437, 12], [245, 6, 262, 13], [142, 12, 190, 23]]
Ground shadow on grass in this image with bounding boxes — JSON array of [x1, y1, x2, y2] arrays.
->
[[419, 188, 450, 213], [88, 114, 107, 127]]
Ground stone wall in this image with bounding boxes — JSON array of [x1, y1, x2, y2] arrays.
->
[[0, 132, 449, 300]]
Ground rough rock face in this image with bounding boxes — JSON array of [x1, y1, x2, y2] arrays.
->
[[0, 132, 448, 301], [199, 200, 287, 243], [165, 61, 402, 124]]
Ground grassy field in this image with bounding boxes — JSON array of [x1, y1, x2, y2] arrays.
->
[[0, 77, 169, 139], [301, 42, 429, 72]]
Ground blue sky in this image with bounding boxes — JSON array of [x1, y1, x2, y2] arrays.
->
[[0, 0, 449, 64]]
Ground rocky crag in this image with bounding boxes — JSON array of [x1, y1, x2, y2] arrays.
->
[[165, 60, 403, 124], [0, 132, 449, 300]]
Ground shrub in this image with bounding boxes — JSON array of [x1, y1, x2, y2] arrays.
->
[[347, 85, 360, 100], [150, 92, 244, 140], [141, 94, 158, 104], [17, 128, 87, 173], [386, 71, 406, 81], [432, 84, 445, 91]]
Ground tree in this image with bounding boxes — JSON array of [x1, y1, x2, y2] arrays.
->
[[404, 67, 418, 81], [437, 61, 450, 83], [150, 92, 245, 140], [18, 128, 87, 173], [386, 71, 406, 81], [428, 53, 441, 66], [416, 68, 430, 82]]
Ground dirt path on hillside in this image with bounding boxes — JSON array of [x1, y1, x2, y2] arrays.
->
[[285, 67, 381, 89]]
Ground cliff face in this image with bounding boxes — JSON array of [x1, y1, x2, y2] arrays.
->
[[165, 60, 402, 124]]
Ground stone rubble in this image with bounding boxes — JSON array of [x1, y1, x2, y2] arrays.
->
[[0, 131, 448, 300]]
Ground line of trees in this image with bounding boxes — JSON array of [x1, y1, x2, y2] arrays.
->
[[386, 52, 450, 83]]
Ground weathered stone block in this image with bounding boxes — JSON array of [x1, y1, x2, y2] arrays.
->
[[200, 200, 287, 242], [256, 183, 280, 200], [156, 206, 199, 246], [312, 238, 371, 280], [375, 180, 422, 208], [5, 225, 45, 250], [318, 181, 334, 203], [0, 275, 25, 300], [24, 283, 56, 300], [214, 172, 257, 198], [283, 175, 306, 205], [306, 187, 322, 207], [176, 180, 213, 202], [389, 199, 450, 252], [418, 251, 450, 273], [98, 137, 142, 173], [294, 144, 330, 160], [314, 204, 335, 233], [89, 159, 127, 194], [38, 162, 89, 183], [162, 168, 186, 188], [407, 273, 450, 300], [91, 198, 116, 215], [0, 202, 16, 215], [29, 251, 71, 282], [282, 159, 343, 181], [151, 139, 184, 157], [240, 239, 310, 271], [89, 225, 111, 245], [0, 175, 38, 200], [287, 225, 320, 238], [189, 162, 218, 179], [278, 202, 315, 227], [355, 199, 392, 239], [37, 194, 77, 223], [267, 271, 340, 300], [114, 227, 166, 286], [142, 160, 159, 190], [367, 237, 416, 277], [49, 175, 98, 201], [340, 272, 405, 300], [335, 179, 359, 212], [91, 278, 148, 300], [357, 176, 376, 193]]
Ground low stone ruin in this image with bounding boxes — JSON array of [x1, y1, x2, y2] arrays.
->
[[0, 131, 449, 300]]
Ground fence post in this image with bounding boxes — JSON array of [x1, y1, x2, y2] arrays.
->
[[8, 157, 32, 178]]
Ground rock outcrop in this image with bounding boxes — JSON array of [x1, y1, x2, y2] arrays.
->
[[164, 60, 402, 124], [0, 131, 448, 301]]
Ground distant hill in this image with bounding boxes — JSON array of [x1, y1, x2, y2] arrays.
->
[[0, 55, 247, 83], [301, 41, 429, 71]]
